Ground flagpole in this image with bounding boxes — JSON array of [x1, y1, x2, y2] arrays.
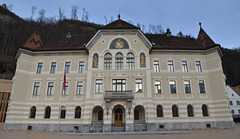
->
[[58, 69, 66, 132]]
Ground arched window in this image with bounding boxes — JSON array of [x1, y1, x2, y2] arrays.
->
[[115, 53, 123, 69], [92, 53, 98, 68], [187, 105, 194, 117], [127, 53, 134, 69], [29, 106, 36, 118], [60, 106, 66, 119], [172, 105, 179, 117], [134, 105, 145, 123], [202, 104, 209, 116], [98, 109, 103, 120], [156, 105, 163, 117], [134, 109, 140, 120], [44, 106, 51, 119], [104, 53, 112, 70], [75, 106, 81, 118]]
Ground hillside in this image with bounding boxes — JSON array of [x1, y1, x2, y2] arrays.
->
[[0, 6, 240, 85], [0, 6, 102, 79]]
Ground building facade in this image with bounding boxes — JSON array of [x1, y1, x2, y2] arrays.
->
[[4, 18, 234, 132], [227, 85, 240, 119], [0, 79, 12, 122]]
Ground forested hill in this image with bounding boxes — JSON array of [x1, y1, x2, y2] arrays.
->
[[0, 5, 240, 85], [0, 6, 102, 78]]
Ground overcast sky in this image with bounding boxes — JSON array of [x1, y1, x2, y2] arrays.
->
[[2, 0, 240, 49]]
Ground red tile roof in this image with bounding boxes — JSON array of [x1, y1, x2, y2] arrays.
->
[[23, 31, 43, 49], [196, 28, 215, 48], [101, 19, 140, 29]]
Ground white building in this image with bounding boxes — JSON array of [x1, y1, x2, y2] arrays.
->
[[4, 18, 234, 132], [227, 85, 240, 119]]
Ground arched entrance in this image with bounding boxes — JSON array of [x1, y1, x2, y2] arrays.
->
[[113, 105, 125, 126]]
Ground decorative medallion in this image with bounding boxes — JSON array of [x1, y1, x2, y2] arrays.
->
[[110, 38, 129, 49]]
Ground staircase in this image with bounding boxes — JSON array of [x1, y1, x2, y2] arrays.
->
[[112, 126, 125, 132]]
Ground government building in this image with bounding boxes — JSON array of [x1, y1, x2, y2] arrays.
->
[[4, 17, 234, 132]]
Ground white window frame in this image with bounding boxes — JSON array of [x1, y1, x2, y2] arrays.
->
[[182, 61, 188, 72], [95, 79, 103, 93], [135, 78, 143, 93], [50, 62, 56, 74], [33, 82, 40, 95], [168, 61, 174, 72], [76, 81, 84, 95], [62, 82, 69, 95], [47, 82, 54, 95], [78, 62, 85, 73], [154, 80, 161, 94], [65, 62, 71, 73], [36, 63, 43, 74], [195, 61, 202, 72], [153, 61, 160, 72]]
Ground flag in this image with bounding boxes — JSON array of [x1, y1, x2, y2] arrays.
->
[[63, 70, 66, 92]]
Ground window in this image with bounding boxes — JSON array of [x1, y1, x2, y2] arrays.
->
[[115, 53, 123, 70], [238, 87, 240, 92], [184, 80, 191, 93], [172, 105, 179, 117], [75, 106, 81, 118], [60, 106, 66, 119], [47, 82, 54, 95], [135, 79, 143, 92], [112, 79, 126, 91], [95, 79, 103, 93], [44, 106, 51, 119], [98, 109, 103, 120], [153, 61, 160, 72], [29, 106, 36, 118], [236, 101, 240, 105], [65, 62, 70, 73], [104, 53, 112, 70], [33, 82, 40, 95], [169, 81, 176, 93], [79, 62, 84, 73], [127, 53, 134, 69], [36, 63, 43, 74], [76, 82, 83, 95], [50, 62, 56, 74], [187, 105, 194, 117], [154, 80, 161, 94], [231, 110, 234, 114], [182, 61, 188, 72], [62, 82, 69, 95], [199, 80, 205, 93], [134, 109, 140, 120], [229, 101, 233, 105], [156, 105, 163, 117], [195, 61, 202, 72], [202, 104, 209, 116], [168, 61, 174, 72], [238, 110, 240, 114]]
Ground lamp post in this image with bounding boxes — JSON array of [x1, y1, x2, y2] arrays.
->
[[128, 107, 131, 120], [106, 107, 109, 120]]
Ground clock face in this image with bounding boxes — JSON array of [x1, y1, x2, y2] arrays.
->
[[110, 38, 129, 49]]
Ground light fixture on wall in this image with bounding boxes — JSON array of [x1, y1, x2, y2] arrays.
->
[[106, 107, 109, 120], [128, 107, 131, 119]]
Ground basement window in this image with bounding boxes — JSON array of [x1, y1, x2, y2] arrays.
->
[[28, 126, 32, 130], [206, 124, 211, 128], [159, 125, 164, 129]]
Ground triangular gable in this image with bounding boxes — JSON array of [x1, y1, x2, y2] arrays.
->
[[197, 28, 215, 48], [24, 31, 43, 49]]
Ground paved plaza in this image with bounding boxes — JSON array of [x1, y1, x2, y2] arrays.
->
[[0, 123, 240, 139]]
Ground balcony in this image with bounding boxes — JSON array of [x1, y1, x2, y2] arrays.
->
[[104, 90, 134, 101]]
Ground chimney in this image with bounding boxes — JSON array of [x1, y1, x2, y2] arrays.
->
[[166, 28, 171, 37], [2, 4, 6, 9]]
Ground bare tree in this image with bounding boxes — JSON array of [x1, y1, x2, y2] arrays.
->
[[85, 11, 90, 22], [7, 4, 12, 11], [38, 9, 46, 23], [30, 6, 37, 21], [156, 25, 164, 34], [58, 7, 65, 21], [141, 25, 146, 33], [82, 8, 85, 21], [104, 16, 107, 25], [71, 6, 78, 20]]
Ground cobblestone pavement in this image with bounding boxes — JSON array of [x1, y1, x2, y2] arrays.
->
[[0, 123, 240, 139]]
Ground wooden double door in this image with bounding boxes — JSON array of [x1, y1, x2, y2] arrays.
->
[[114, 108, 123, 126]]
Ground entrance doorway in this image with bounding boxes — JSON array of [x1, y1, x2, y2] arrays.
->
[[114, 108, 123, 126]]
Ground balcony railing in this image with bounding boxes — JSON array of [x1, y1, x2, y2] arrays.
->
[[104, 90, 134, 101]]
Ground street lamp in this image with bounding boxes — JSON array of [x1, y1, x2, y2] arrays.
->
[[128, 107, 131, 119], [106, 107, 109, 120]]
